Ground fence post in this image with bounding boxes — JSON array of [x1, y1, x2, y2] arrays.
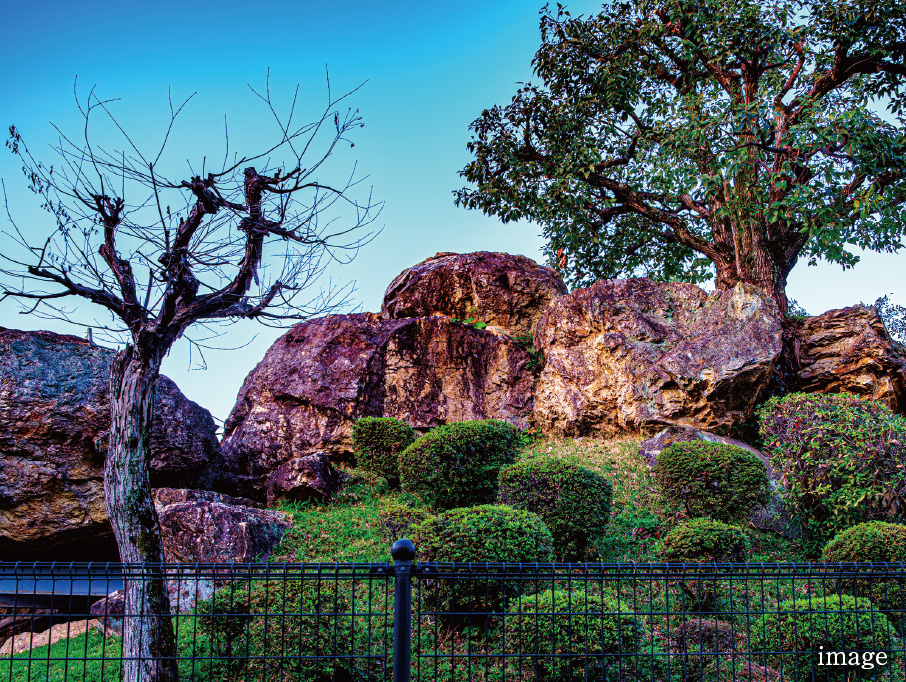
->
[[391, 538, 415, 682]]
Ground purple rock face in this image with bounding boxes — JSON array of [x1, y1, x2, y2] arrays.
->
[[0, 327, 222, 559], [381, 251, 567, 338], [220, 313, 534, 499], [533, 279, 785, 437]]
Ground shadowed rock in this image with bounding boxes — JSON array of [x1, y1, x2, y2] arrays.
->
[[266, 453, 344, 507], [220, 313, 533, 499], [0, 327, 221, 559], [381, 251, 567, 338]]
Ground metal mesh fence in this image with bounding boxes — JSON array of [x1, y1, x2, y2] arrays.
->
[[2, 557, 906, 681]]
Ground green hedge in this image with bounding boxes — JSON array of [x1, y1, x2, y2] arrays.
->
[[654, 440, 768, 524], [399, 419, 520, 510], [503, 588, 642, 681], [352, 416, 417, 487], [749, 594, 900, 682], [409, 504, 554, 615], [662, 519, 749, 563], [498, 457, 613, 560]]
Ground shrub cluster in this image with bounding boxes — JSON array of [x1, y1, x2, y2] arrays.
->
[[198, 578, 389, 680], [498, 457, 613, 560], [757, 392, 906, 552], [376, 499, 431, 545], [749, 594, 899, 682], [399, 419, 520, 510], [351, 416, 417, 487], [503, 588, 641, 680], [661, 518, 749, 563], [823, 521, 906, 631], [409, 504, 554, 614], [654, 441, 769, 524]]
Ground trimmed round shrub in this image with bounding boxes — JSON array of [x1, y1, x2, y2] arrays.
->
[[823, 521, 906, 631], [662, 519, 749, 563], [498, 458, 613, 560], [399, 419, 521, 510], [758, 392, 906, 552], [376, 499, 431, 546], [503, 588, 642, 681], [409, 504, 554, 615], [654, 441, 769, 523], [199, 578, 389, 680], [351, 416, 417, 487], [749, 594, 900, 682]]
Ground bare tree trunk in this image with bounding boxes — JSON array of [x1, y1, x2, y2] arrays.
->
[[104, 345, 178, 682], [712, 228, 791, 317]]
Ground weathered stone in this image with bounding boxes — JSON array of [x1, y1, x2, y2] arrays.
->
[[795, 305, 906, 413], [266, 453, 343, 507], [89, 590, 125, 632], [0, 327, 222, 559], [0, 619, 106, 656], [153, 488, 290, 564], [381, 251, 567, 338], [533, 279, 784, 437], [221, 313, 533, 498]]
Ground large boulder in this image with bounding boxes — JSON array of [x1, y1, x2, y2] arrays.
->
[[533, 279, 784, 437], [0, 327, 221, 559], [220, 313, 533, 498], [794, 305, 906, 413], [381, 251, 567, 338]]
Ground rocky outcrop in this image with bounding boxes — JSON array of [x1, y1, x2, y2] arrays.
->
[[153, 488, 290, 563], [381, 251, 567, 338], [0, 327, 221, 559], [221, 313, 533, 498], [266, 453, 344, 507], [794, 305, 906, 413], [533, 280, 784, 437]]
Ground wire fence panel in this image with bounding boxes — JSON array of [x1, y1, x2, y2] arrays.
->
[[2, 559, 906, 681]]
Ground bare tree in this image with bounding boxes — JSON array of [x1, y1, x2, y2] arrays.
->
[[1, 73, 380, 681]]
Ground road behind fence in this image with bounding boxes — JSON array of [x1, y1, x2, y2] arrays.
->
[[2, 543, 906, 681]]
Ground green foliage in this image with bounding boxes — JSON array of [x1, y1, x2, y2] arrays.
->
[[654, 441, 769, 524], [512, 333, 545, 376], [399, 419, 521, 510], [498, 457, 613, 560], [823, 521, 906, 631], [503, 588, 642, 681], [198, 578, 389, 680], [758, 392, 906, 553], [661, 519, 749, 562], [454, 0, 906, 305], [749, 595, 901, 682], [351, 416, 417, 487], [376, 499, 431, 546], [409, 504, 554, 614]]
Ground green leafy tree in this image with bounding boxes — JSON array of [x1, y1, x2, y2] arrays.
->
[[455, 0, 906, 314]]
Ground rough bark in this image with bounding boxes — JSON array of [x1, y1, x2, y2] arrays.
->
[[103, 345, 177, 682]]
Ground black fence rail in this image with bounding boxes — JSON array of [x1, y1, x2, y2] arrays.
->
[[1, 545, 905, 681]]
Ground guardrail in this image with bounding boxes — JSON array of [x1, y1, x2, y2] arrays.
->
[[2, 544, 905, 681]]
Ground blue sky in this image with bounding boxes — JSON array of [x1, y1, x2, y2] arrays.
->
[[2, 0, 903, 427]]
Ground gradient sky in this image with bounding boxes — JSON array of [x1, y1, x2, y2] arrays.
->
[[2, 0, 903, 428]]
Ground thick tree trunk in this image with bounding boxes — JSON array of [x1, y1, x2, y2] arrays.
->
[[711, 226, 792, 317], [104, 345, 178, 682]]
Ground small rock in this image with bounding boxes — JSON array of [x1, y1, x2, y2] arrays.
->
[[266, 453, 343, 507]]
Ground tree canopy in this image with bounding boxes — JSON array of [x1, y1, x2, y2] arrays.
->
[[455, 0, 906, 313]]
